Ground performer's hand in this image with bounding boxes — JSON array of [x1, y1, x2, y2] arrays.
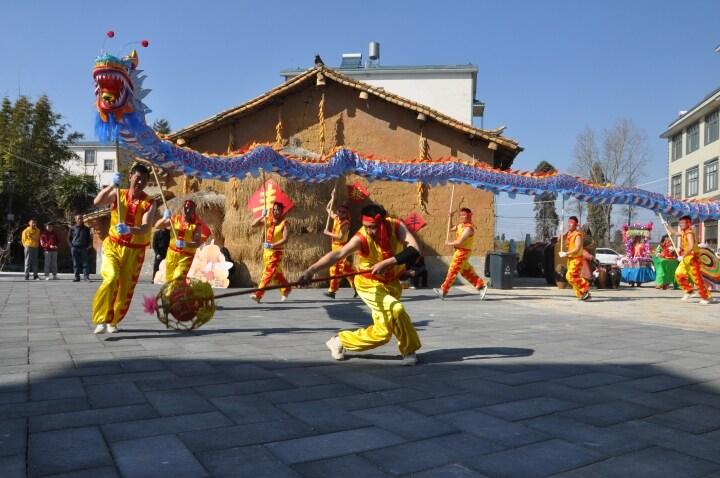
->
[[175, 239, 186, 248], [371, 258, 394, 276], [558, 251, 568, 258], [678, 255, 684, 262], [263, 242, 273, 249], [163, 209, 172, 220], [115, 223, 130, 235], [445, 240, 453, 246], [298, 269, 314, 285], [261, 208, 268, 218], [112, 172, 122, 187]]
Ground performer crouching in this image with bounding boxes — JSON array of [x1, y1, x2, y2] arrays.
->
[[154, 199, 209, 285], [559, 216, 591, 301], [300, 204, 422, 365]]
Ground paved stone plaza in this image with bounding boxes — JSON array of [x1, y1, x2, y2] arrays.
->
[[1, 273, 719, 477]]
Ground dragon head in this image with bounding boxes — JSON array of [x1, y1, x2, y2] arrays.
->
[[93, 50, 150, 143]]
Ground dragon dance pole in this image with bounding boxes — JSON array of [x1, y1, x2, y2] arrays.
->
[[559, 197, 565, 253], [115, 139, 123, 222], [150, 166, 177, 241], [656, 212, 681, 257], [446, 185, 455, 243]]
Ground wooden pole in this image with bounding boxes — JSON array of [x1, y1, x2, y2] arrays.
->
[[446, 184, 455, 243], [656, 212, 680, 256], [115, 139, 123, 225], [150, 166, 177, 241], [325, 179, 340, 231], [260, 170, 268, 249]]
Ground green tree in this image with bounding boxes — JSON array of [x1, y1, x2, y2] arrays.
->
[[586, 163, 609, 246], [53, 174, 99, 221], [533, 161, 559, 241], [152, 119, 171, 135]]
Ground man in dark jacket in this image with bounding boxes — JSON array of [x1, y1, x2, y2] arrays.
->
[[68, 214, 92, 282], [152, 228, 171, 282]]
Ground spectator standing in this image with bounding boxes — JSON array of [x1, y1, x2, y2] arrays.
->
[[21, 219, 40, 280], [151, 228, 170, 282], [40, 223, 60, 280], [68, 214, 92, 282]]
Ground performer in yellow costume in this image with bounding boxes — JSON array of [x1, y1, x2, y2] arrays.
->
[[251, 202, 291, 303], [434, 207, 488, 300], [323, 204, 356, 298], [559, 216, 591, 301], [300, 204, 422, 366], [91, 164, 157, 334], [154, 199, 209, 285], [667, 215, 712, 304]]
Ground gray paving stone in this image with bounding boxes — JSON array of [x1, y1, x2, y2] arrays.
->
[[29, 404, 157, 432], [645, 404, 720, 434], [438, 410, 550, 448], [267, 427, 405, 464], [194, 378, 293, 398], [279, 399, 370, 433], [30, 377, 85, 401], [85, 382, 147, 408], [325, 387, 433, 411], [552, 372, 632, 389], [292, 454, 392, 478], [111, 435, 209, 478], [469, 439, 603, 478], [44, 467, 120, 478], [0, 397, 89, 420], [408, 464, 490, 478], [478, 396, 580, 421], [144, 388, 215, 416], [179, 418, 316, 453], [102, 411, 233, 442], [352, 404, 459, 440], [0, 419, 27, 457], [0, 455, 25, 478], [199, 445, 301, 478], [28, 426, 112, 477], [620, 374, 697, 392], [554, 446, 720, 478], [560, 400, 658, 427], [209, 395, 290, 424], [260, 383, 361, 404]]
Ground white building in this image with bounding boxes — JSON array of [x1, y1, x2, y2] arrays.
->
[[661, 86, 720, 249], [281, 45, 485, 125], [66, 141, 123, 188]]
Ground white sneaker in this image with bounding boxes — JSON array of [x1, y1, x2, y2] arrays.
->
[[681, 293, 691, 301], [106, 324, 119, 334], [699, 298, 712, 305], [250, 295, 261, 304], [45, 276, 51, 281], [93, 324, 106, 334], [325, 336, 345, 360], [691, 293, 699, 298], [401, 353, 418, 366], [280, 295, 288, 302], [479, 284, 489, 301], [433, 288, 447, 300]]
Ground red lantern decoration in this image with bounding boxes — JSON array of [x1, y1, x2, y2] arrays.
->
[[141, 40, 149, 47], [106, 30, 115, 38]]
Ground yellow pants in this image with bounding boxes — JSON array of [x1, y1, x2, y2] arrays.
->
[[338, 277, 421, 356], [92, 238, 146, 325], [565, 256, 590, 299], [165, 248, 194, 285]]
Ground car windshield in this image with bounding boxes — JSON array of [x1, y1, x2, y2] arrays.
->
[[597, 249, 617, 255]]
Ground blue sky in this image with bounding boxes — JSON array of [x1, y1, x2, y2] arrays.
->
[[2, 0, 719, 239]]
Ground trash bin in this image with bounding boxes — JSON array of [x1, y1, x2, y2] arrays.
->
[[488, 252, 516, 289]]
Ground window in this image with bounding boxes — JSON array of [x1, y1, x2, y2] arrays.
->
[[103, 159, 114, 172], [706, 111, 719, 145], [671, 174, 682, 198], [703, 221, 717, 249], [686, 122, 699, 154], [705, 158, 718, 193], [686, 166, 699, 197], [84, 149, 96, 165], [671, 134, 682, 161]]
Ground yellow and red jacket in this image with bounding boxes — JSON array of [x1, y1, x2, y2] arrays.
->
[[109, 189, 152, 248], [455, 222, 475, 251], [355, 217, 405, 285]]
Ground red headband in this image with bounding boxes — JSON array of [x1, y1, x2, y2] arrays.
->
[[362, 214, 383, 224]]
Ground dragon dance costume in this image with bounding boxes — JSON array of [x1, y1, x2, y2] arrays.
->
[[327, 217, 355, 294], [92, 189, 152, 326], [165, 211, 209, 284], [253, 213, 291, 300], [338, 216, 421, 357], [439, 218, 485, 294], [675, 228, 711, 300], [565, 229, 590, 299]]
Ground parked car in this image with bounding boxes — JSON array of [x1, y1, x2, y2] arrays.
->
[[595, 247, 622, 265]]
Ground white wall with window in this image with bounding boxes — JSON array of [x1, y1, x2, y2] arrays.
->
[[65, 142, 121, 188], [662, 87, 720, 247]]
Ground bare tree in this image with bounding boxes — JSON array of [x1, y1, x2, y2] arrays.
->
[[571, 119, 649, 245]]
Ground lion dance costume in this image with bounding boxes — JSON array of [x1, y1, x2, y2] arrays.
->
[[439, 216, 485, 294], [675, 227, 711, 301], [338, 215, 421, 357], [92, 189, 152, 326], [565, 229, 590, 299], [253, 213, 291, 300], [165, 206, 209, 285], [327, 216, 355, 294]]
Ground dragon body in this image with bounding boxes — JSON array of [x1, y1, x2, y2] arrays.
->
[[93, 52, 720, 220]]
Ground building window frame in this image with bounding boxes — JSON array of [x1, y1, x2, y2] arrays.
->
[[671, 173, 682, 199], [84, 149, 96, 165], [704, 157, 718, 193], [671, 134, 683, 161], [686, 122, 700, 154], [686, 166, 699, 197], [103, 158, 114, 172], [705, 110, 719, 145]]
